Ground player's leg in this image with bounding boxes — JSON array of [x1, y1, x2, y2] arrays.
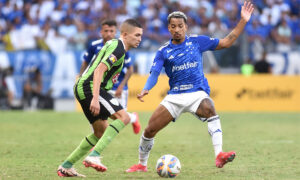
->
[[57, 93, 108, 177], [109, 89, 141, 134], [126, 104, 174, 172], [57, 120, 107, 177], [84, 89, 130, 172], [121, 90, 141, 134], [84, 109, 130, 172], [195, 98, 235, 168]]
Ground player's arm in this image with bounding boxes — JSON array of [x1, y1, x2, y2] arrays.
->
[[215, 1, 254, 50], [137, 71, 160, 102], [90, 63, 108, 116], [115, 66, 133, 98], [78, 43, 94, 77], [138, 49, 164, 102], [78, 61, 89, 77]]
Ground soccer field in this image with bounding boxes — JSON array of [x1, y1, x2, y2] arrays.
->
[[0, 111, 299, 180]]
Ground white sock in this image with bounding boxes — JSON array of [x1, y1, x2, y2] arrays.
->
[[207, 115, 223, 157], [138, 133, 154, 166], [127, 112, 137, 123]]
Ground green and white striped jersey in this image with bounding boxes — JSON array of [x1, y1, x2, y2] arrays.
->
[[75, 39, 126, 100]]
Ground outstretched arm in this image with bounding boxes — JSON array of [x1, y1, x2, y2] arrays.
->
[[78, 61, 89, 77], [137, 71, 160, 102], [216, 1, 254, 50]]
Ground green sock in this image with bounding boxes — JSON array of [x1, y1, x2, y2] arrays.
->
[[90, 119, 125, 156], [62, 133, 99, 168]]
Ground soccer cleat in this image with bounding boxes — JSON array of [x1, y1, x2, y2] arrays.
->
[[57, 165, 86, 177], [83, 156, 107, 172], [132, 112, 141, 134], [215, 151, 236, 168], [126, 164, 148, 172]]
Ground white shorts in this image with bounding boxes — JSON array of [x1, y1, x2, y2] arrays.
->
[[160, 91, 211, 121], [108, 89, 128, 110]]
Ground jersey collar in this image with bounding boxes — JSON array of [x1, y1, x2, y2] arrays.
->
[[169, 35, 188, 48], [119, 38, 127, 51]]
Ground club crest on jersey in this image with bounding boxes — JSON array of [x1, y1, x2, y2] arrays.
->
[[112, 73, 120, 84], [109, 54, 117, 64]]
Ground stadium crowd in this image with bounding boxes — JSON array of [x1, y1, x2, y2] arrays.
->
[[0, 0, 300, 63]]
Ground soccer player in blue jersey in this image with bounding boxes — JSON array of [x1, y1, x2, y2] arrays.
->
[[127, 1, 254, 172], [79, 20, 141, 134]]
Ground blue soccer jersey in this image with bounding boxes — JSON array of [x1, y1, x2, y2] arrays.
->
[[83, 39, 132, 90], [150, 35, 219, 95]]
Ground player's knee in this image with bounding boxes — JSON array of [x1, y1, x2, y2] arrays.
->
[[120, 112, 130, 125], [144, 126, 157, 138], [196, 98, 216, 118], [94, 131, 103, 139]]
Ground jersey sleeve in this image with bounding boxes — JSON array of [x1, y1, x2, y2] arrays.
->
[[83, 44, 94, 63], [150, 50, 164, 73], [124, 52, 133, 68], [101, 40, 124, 71], [196, 35, 219, 52]]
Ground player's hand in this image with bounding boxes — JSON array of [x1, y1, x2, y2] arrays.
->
[[115, 87, 122, 98], [90, 97, 100, 116], [241, 1, 254, 22], [137, 90, 149, 102]]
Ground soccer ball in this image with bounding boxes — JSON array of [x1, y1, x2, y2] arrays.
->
[[156, 154, 181, 178]]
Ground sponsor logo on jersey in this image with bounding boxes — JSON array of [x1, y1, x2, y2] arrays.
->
[[179, 84, 193, 90], [168, 55, 174, 60], [172, 61, 198, 72], [109, 54, 117, 64], [112, 73, 120, 84], [110, 98, 119, 106], [167, 49, 173, 53], [186, 42, 192, 46]]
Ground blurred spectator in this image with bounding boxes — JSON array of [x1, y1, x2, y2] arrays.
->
[[22, 64, 53, 110], [71, 21, 88, 51], [254, 51, 272, 73], [22, 65, 42, 109], [58, 17, 77, 41], [246, 18, 268, 61], [0, 66, 14, 109], [0, 0, 298, 69], [272, 18, 292, 53]]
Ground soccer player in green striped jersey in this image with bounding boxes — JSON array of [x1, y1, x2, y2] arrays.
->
[[57, 19, 143, 177]]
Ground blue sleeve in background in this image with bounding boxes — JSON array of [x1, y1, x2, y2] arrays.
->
[[143, 71, 160, 91]]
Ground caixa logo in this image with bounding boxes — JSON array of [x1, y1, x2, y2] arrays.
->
[[236, 88, 294, 99]]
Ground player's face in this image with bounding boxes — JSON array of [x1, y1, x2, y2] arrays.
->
[[168, 18, 187, 44], [126, 27, 143, 49], [101, 25, 117, 42]]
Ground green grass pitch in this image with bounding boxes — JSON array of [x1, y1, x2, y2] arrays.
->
[[0, 111, 299, 179]]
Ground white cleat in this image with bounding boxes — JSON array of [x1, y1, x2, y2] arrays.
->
[[83, 156, 107, 172], [57, 165, 86, 177]]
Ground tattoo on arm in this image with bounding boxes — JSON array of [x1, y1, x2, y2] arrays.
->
[[227, 32, 237, 40]]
